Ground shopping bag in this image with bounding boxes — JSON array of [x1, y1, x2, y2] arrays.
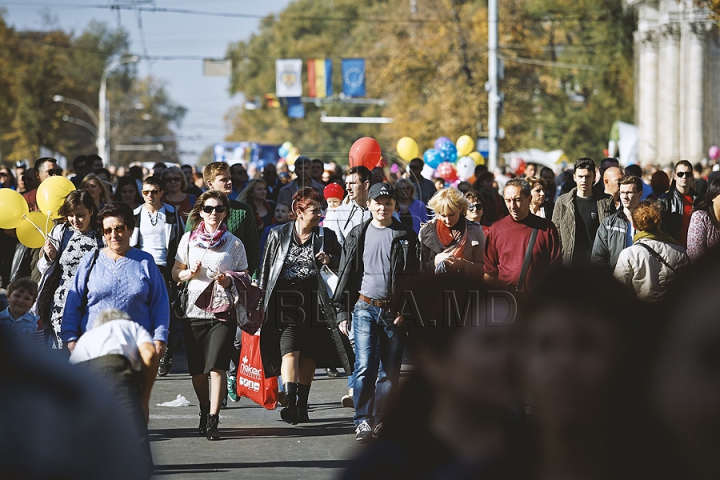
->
[[319, 264, 338, 297], [236, 330, 278, 410]]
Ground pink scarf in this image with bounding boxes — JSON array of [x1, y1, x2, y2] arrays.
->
[[190, 221, 228, 249]]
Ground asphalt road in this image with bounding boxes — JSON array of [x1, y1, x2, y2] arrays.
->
[[148, 354, 358, 480]]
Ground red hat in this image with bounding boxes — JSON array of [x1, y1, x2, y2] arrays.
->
[[324, 182, 345, 200]]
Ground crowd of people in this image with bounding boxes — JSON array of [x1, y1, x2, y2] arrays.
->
[[1, 151, 719, 479]]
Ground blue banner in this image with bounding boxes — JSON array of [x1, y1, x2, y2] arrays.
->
[[342, 58, 366, 97], [287, 97, 305, 118]]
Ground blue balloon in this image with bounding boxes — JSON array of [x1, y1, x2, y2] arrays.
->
[[423, 148, 443, 169], [434, 136, 451, 150], [278, 146, 289, 158], [438, 141, 458, 163]]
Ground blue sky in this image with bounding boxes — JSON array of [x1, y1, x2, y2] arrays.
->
[[1, 0, 293, 165]]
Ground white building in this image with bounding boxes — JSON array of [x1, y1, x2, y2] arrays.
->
[[626, 0, 720, 166]]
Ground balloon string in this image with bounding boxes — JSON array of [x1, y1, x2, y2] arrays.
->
[[22, 215, 48, 240]]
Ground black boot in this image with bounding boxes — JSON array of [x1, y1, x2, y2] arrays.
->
[[198, 404, 210, 435], [297, 383, 311, 423], [206, 414, 220, 440], [280, 382, 299, 425], [158, 348, 173, 376]]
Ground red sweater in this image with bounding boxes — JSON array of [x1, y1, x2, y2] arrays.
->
[[484, 214, 562, 292]]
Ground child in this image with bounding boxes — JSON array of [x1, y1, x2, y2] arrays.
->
[[0, 277, 45, 346], [323, 183, 345, 211], [260, 203, 292, 254]]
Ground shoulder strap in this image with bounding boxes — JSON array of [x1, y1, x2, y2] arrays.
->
[[81, 249, 101, 316], [636, 242, 676, 273], [517, 228, 539, 292]]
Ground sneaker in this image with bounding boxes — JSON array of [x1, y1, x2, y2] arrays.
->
[[227, 376, 239, 402], [157, 351, 172, 376], [341, 394, 354, 408], [372, 422, 383, 438], [325, 367, 340, 378], [355, 420, 372, 443]]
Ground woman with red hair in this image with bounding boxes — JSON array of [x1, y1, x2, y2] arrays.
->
[[259, 188, 353, 425]]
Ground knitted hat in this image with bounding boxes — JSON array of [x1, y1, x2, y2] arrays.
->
[[324, 182, 345, 200]]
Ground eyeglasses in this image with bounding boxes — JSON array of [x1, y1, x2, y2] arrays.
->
[[675, 171, 692, 178], [203, 205, 227, 213], [142, 189, 160, 196], [165, 177, 182, 183], [103, 225, 127, 235], [468, 204, 484, 211]]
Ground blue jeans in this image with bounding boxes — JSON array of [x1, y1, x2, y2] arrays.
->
[[352, 299, 404, 426]]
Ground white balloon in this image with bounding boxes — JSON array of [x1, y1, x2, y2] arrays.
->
[[456, 156, 475, 180]]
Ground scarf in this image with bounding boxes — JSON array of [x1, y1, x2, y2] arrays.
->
[[190, 221, 228, 249], [435, 215, 467, 251], [633, 229, 681, 246]]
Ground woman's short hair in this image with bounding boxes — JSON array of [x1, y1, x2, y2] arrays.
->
[[291, 187, 323, 213], [527, 176, 547, 190], [188, 190, 231, 230], [238, 178, 268, 204], [98, 202, 136, 231], [632, 201, 662, 232], [80, 173, 110, 205], [161, 166, 188, 192], [58, 190, 98, 228], [394, 178, 415, 199], [428, 187, 468, 215]]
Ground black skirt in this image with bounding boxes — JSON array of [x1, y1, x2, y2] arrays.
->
[[183, 317, 235, 376]]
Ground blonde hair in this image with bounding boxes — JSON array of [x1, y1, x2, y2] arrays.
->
[[428, 187, 468, 216], [80, 173, 110, 205]]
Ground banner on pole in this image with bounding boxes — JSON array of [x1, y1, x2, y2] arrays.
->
[[287, 97, 305, 118], [276, 59, 303, 98], [203, 58, 232, 77], [307, 59, 332, 98], [342, 58, 366, 97]]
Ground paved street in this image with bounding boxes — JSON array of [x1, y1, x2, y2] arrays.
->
[[148, 354, 357, 479]]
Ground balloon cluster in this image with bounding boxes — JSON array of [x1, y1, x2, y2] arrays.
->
[[0, 176, 75, 248], [395, 134, 486, 187], [278, 141, 301, 165]]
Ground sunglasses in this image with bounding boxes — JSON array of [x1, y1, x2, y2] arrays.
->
[[142, 189, 160, 196], [46, 168, 61, 176], [675, 171, 692, 178], [203, 205, 227, 213], [103, 225, 127, 235], [468, 204, 484, 211]]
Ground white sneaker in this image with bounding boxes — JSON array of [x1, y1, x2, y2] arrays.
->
[[341, 394, 354, 408], [355, 420, 372, 442]]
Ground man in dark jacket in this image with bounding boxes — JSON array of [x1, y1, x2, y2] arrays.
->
[[333, 183, 420, 443], [658, 160, 702, 247], [591, 175, 643, 270]]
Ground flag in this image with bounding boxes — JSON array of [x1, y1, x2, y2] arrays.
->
[[276, 59, 302, 97], [203, 58, 232, 76], [287, 97, 305, 118], [342, 58, 366, 97], [307, 59, 333, 98], [264, 94, 280, 108]]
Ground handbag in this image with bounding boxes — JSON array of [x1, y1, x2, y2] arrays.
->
[[171, 238, 191, 318], [317, 226, 338, 296], [236, 330, 279, 410]]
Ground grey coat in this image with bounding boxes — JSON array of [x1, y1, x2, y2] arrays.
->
[[591, 210, 631, 270]]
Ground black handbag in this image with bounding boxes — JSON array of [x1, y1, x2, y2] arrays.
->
[[171, 238, 191, 318]]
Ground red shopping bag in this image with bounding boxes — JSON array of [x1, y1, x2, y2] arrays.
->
[[236, 330, 278, 410]]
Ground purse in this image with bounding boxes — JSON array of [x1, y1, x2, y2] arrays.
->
[[171, 238, 191, 318]]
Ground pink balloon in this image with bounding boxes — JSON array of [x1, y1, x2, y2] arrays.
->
[[709, 145, 720, 161], [435, 162, 458, 182]]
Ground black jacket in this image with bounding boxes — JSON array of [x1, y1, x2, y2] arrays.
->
[[658, 187, 701, 242], [332, 219, 421, 325], [259, 222, 352, 377]]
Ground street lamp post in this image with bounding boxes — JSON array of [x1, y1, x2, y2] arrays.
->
[[97, 55, 139, 164], [53, 95, 99, 127]]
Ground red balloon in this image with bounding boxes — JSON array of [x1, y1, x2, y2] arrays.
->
[[436, 162, 458, 182], [349, 137, 382, 170]]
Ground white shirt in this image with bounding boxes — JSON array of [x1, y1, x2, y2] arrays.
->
[[139, 206, 168, 266], [323, 200, 371, 245], [70, 320, 153, 371]]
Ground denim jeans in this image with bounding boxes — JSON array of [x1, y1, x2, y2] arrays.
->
[[352, 299, 404, 426]]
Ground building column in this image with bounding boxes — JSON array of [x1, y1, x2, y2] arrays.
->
[[685, 22, 710, 162], [658, 23, 681, 164], [637, 30, 659, 165]]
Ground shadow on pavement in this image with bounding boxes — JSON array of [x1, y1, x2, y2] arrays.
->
[[154, 459, 350, 475]]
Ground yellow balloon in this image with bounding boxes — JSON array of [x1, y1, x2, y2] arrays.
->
[[286, 147, 300, 165], [469, 151, 485, 166], [36, 176, 75, 218], [396, 136, 419, 161], [17, 212, 52, 249], [0, 188, 30, 229], [456, 135, 475, 157]]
